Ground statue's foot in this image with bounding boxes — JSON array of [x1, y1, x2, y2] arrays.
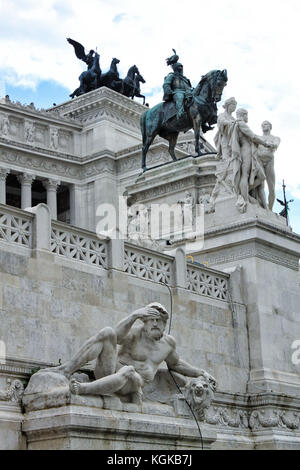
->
[[70, 378, 82, 395]]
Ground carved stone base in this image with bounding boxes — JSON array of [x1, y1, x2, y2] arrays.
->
[[23, 398, 217, 450], [126, 154, 217, 208], [206, 194, 289, 230]]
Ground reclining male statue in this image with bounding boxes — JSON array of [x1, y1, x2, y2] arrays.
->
[[43, 302, 216, 405]]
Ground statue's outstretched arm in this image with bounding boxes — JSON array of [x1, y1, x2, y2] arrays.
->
[[238, 121, 271, 147], [165, 336, 201, 377]]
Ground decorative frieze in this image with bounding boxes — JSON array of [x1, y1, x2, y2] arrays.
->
[[204, 406, 249, 428], [34, 123, 48, 147], [199, 241, 299, 271], [249, 409, 300, 431], [0, 149, 81, 179], [8, 117, 22, 140]]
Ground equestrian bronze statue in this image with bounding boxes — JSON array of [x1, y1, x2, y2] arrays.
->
[[140, 50, 228, 171]]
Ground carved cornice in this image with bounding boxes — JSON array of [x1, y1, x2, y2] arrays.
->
[[0, 100, 81, 128], [199, 241, 299, 271], [204, 218, 298, 242], [49, 86, 146, 120], [0, 148, 81, 179]]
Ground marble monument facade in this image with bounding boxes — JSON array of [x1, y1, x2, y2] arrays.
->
[[0, 88, 299, 450]]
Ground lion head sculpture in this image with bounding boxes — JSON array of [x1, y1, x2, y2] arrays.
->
[[184, 370, 217, 421]]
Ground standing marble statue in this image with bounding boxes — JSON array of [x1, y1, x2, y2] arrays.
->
[[230, 108, 273, 213], [257, 121, 280, 210], [38, 303, 215, 405], [178, 191, 195, 229], [50, 128, 59, 150], [24, 121, 35, 143], [0, 114, 9, 137], [214, 97, 237, 160]]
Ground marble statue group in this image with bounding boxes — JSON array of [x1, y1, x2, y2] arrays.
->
[[213, 97, 280, 213]]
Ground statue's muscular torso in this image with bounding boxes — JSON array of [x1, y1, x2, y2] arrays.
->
[[117, 326, 175, 384]]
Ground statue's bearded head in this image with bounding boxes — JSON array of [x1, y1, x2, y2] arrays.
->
[[142, 303, 169, 341]]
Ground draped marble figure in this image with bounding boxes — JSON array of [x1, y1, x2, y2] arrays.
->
[[214, 97, 237, 160]]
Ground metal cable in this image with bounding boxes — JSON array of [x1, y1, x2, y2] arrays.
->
[[160, 281, 204, 450]]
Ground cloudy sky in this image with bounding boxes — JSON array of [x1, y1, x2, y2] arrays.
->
[[0, 0, 299, 232]]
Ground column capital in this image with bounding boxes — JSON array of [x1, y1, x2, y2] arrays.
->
[[18, 173, 36, 185], [43, 179, 61, 191], [0, 168, 10, 181]]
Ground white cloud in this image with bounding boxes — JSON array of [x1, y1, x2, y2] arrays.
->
[[0, 0, 299, 209]]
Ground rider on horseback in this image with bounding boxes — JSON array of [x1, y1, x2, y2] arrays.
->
[[163, 50, 193, 120]]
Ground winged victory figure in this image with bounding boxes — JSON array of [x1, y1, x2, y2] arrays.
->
[[67, 38, 101, 98]]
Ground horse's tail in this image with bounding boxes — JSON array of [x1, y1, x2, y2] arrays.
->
[[140, 111, 148, 145]]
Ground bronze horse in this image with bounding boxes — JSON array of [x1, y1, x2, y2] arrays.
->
[[140, 69, 228, 171]]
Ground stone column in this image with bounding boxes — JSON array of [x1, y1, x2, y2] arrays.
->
[[43, 179, 60, 220], [0, 169, 10, 204], [18, 173, 35, 209], [69, 184, 85, 228]]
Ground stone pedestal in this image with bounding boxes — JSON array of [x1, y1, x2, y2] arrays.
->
[[126, 154, 217, 208], [192, 196, 300, 396], [23, 395, 216, 450]]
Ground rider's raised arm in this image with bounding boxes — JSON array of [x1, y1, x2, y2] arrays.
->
[[165, 336, 201, 378]]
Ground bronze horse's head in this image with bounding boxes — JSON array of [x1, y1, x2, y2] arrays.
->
[[212, 69, 228, 102]]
